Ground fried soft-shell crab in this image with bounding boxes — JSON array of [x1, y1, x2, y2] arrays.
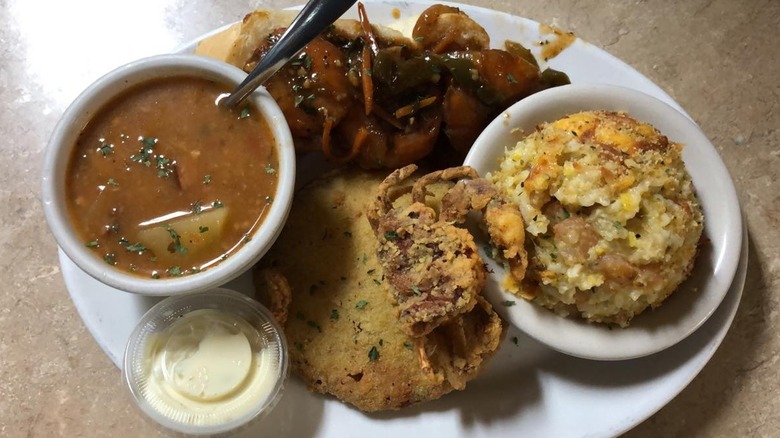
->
[[367, 164, 527, 337]]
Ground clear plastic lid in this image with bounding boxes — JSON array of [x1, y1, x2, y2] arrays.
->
[[122, 288, 288, 436]]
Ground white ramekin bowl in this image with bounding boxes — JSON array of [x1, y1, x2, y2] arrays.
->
[[465, 83, 742, 360], [41, 54, 295, 296]]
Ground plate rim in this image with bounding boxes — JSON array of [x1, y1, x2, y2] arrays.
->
[[58, 1, 747, 436]]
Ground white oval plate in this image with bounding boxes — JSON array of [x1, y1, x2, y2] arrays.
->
[[465, 84, 742, 360], [59, 1, 747, 436]]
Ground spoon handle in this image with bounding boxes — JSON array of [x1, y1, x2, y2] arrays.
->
[[221, 0, 358, 108]]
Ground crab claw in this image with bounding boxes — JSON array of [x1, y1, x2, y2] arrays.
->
[[440, 177, 527, 283]]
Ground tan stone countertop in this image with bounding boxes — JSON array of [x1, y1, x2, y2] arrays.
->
[[1, 0, 777, 436]]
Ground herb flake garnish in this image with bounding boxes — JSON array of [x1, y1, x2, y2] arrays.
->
[[120, 240, 147, 253], [98, 143, 114, 156], [167, 266, 182, 276], [368, 346, 380, 361], [199, 226, 209, 233], [265, 164, 276, 174], [502, 300, 516, 307], [355, 300, 368, 309], [165, 225, 188, 254], [103, 254, 116, 265], [203, 175, 211, 185], [411, 285, 422, 296], [507, 72, 518, 83], [307, 320, 322, 332], [239, 106, 251, 119], [212, 200, 224, 209], [330, 309, 339, 320], [191, 200, 203, 215], [384, 231, 398, 241], [85, 240, 99, 248]]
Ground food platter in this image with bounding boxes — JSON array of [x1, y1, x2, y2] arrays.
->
[[59, 1, 747, 436]]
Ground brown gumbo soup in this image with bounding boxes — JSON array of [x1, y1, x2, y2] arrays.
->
[[66, 76, 278, 279]]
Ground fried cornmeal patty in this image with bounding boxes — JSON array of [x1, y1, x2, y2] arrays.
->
[[256, 168, 504, 412]]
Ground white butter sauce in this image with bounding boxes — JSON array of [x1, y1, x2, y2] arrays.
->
[[140, 309, 279, 425]]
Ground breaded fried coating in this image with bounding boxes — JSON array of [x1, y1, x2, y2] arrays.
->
[[367, 165, 527, 337], [255, 168, 504, 412]]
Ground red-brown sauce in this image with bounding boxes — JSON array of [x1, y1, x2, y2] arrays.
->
[[66, 76, 278, 279]]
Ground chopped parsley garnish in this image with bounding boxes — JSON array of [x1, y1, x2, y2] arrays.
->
[[131, 137, 156, 166], [165, 225, 188, 254], [85, 240, 99, 248], [141, 137, 157, 148], [384, 231, 398, 241], [511, 336, 519, 345], [103, 254, 116, 265], [120, 240, 147, 253], [411, 285, 422, 296], [155, 156, 174, 178], [413, 36, 424, 42], [191, 200, 203, 215], [167, 266, 182, 276], [561, 208, 570, 219], [307, 320, 322, 332], [355, 300, 368, 309], [507, 72, 518, 83], [294, 95, 304, 107], [239, 106, 251, 119], [212, 200, 224, 209], [502, 300, 516, 307], [368, 346, 380, 361], [372, 279, 381, 286], [106, 178, 118, 187], [290, 53, 312, 69], [98, 143, 114, 156], [203, 175, 211, 185], [379, 339, 384, 346], [265, 164, 276, 174], [366, 269, 375, 275], [199, 226, 209, 233], [330, 309, 340, 320], [403, 342, 413, 350], [613, 221, 623, 229]]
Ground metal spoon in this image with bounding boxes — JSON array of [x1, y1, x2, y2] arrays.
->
[[220, 0, 358, 108]]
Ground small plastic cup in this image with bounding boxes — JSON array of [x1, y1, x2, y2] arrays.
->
[[122, 288, 288, 436]]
